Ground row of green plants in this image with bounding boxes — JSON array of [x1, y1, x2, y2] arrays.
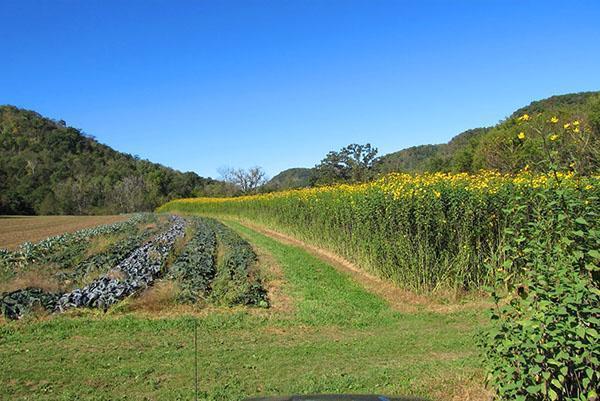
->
[[0, 213, 153, 270], [158, 172, 599, 292], [207, 219, 269, 307], [169, 218, 218, 303], [65, 224, 162, 287], [169, 217, 268, 307], [480, 180, 599, 400]]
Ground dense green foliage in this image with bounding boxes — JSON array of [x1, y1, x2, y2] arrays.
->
[[208, 219, 268, 306], [376, 91, 600, 175], [481, 181, 599, 400], [0, 105, 218, 215], [169, 218, 217, 302], [312, 143, 379, 185], [264, 167, 314, 190], [159, 172, 599, 293]]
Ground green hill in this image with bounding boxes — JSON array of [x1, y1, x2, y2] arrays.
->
[[264, 168, 314, 190], [0, 105, 217, 215], [376, 91, 600, 174], [269, 91, 600, 188]]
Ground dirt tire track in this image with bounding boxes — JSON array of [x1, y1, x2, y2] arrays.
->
[[233, 219, 490, 314]]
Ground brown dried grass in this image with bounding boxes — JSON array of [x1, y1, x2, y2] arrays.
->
[[0, 269, 63, 293], [126, 281, 178, 312]]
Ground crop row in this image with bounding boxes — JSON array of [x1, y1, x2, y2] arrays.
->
[[1, 215, 269, 319], [1, 216, 186, 318], [60, 224, 162, 287], [0, 213, 154, 271], [169, 217, 217, 303], [208, 219, 268, 307], [57, 215, 187, 311]]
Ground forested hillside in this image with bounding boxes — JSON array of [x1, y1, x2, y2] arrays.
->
[[376, 91, 600, 174], [269, 91, 600, 189], [263, 168, 314, 190], [0, 106, 218, 215]]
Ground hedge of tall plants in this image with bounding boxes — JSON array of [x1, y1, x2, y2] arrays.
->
[[159, 172, 598, 293]]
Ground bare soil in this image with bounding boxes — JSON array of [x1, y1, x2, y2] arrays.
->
[[0, 215, 129, 250]]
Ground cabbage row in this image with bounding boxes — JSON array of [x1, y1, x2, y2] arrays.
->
[[1, 216, 186, 318], [59, 225, 160, 287], [1, 215, 269, 319], [208, 219, 268, 307], [169, 218, 217, 303], [56, 216, 187, 311]]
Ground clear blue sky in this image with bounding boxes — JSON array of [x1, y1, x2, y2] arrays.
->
[[2, 1, 599, 178]]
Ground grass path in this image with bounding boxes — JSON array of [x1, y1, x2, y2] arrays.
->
[[0, 220, 489, 401]]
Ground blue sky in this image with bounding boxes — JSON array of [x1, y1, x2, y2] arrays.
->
[[2, 1, 599, 178]]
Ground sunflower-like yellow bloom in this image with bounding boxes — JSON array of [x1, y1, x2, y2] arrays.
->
[[550, 116, 559, 124], [563, 123, 571, 129], [518, 132, 526, 140], [517, 114, 530, 122], [549, 134, 559, 141], [574, 127, 580, 133]]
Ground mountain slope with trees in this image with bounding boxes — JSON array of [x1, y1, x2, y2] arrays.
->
[[376, 91, 600, 174], [263, 168, 314, 191], [0, 105, 219, 215], [269, 91, 600, 189]]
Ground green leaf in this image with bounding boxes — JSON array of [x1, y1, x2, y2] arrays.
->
[[588, 249, 600, 259]]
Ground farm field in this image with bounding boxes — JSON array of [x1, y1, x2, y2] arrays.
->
[[0, 215, 129, 250], [1, 169, 598, 400], [0, 218, 488, 401]]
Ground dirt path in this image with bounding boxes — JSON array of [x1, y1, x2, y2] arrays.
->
[[234, 219, 490, 314]]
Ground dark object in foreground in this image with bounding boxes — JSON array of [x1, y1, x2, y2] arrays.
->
[[245, 395, 426, 401], [0, 287, 60, 320]]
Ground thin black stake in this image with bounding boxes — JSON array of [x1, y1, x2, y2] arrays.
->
[[194, 319, 199, 401]]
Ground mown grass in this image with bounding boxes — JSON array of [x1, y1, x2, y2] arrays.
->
[[0, 221, 487, 401]]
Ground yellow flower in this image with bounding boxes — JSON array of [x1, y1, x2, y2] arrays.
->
[[517, 132, 526, 140], [574, 127, 580, 133], [573, 120, 580, 126], [517, 114, 530, 122], [563, 123, 570, 129], [549, 134, 559, 141], [550, 116, 559, 124]]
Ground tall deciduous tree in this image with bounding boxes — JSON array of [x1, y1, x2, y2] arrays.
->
[[313, 143, 379, 184], [220, 166, 268, 193]]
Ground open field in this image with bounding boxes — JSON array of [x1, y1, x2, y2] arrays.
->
[[2, 166, 598, 400], [0, 219, 489, 401], [0, 215, 129, 250]]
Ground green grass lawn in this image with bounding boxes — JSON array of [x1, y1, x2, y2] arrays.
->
[[0, 220, 488, 401]]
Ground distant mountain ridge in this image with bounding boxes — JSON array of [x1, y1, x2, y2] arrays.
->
[[0, 105, 218, 215], [268, 90, 600, 188], [264, 167, 314, 190]]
